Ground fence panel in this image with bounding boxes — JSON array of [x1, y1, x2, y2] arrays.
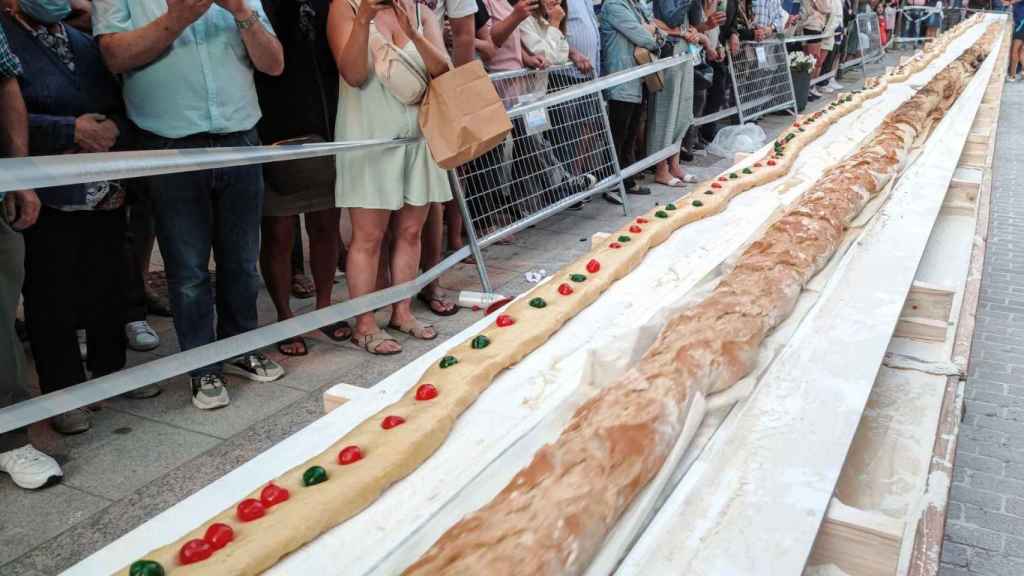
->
[[856, 12, 885, 64], [454, 64, 626, 250], [728, 38, 797, 123], [895, 6, 944, 43]]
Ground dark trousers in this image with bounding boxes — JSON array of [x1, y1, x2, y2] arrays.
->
[[141, 129, 263, 377], [607, 99, 643, 189], [122, 184, 154, 323], [23, 205, 127, 395], [0, 210, 29, 451], [701, 60, 732, 142]]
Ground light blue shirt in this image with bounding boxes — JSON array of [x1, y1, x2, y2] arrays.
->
[[92, 0, 274, 139]]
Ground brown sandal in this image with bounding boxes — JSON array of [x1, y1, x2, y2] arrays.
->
[[388, 319, 438, 341], [351, 329, 402, 355]]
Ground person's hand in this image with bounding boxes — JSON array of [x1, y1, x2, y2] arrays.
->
[[547, 2, 565, 23], [355, 0, 392, 25], [786, 13, 799, 27], [214, 0, 251, 18], [74, 113, 119, 153], [392, 0, 419, 40], [753, 26, 769, 41], [705, 10, 726, 28], [512, 0, 540, 21], [729, 32, 740, 54], [525, 52, 548, 69], [166, 0, 214, 28], [4, 190, 40, 230], [569, 51, 593, 75]]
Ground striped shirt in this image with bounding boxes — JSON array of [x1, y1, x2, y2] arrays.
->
[[0, 28, 22, 79], [752, 0, 787, 31], [565, 0, 601, 78]]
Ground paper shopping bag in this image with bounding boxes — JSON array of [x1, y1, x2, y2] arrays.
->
[[419, 60, 513, 170]]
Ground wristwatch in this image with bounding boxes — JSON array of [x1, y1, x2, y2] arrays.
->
[[236, 12, 259, 30]]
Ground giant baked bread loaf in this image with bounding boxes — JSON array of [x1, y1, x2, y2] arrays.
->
[[405, 25, 997, 576]]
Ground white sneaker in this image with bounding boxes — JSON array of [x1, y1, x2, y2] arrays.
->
[[827, 79, 843, 90], [0, 445, 63, 489], [224, 352, 285, 383], [125, 321, 160, 351], [810, 87, 823, 97], [1009, 74, 1019, 83], [818, 84, 834, 93], [191, 374, 230, 410]]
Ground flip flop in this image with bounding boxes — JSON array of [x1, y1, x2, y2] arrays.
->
[[388, 319, 438, 341], [277, 336, 308, 357], [291, 275, 315, 299], [680, 174, 700, 183], [351, 329, 402, 355], [319, 321, 353, 342], [418, 291, 459, 317], [655, 177, 688, 188], [626, 186, 652, 195]]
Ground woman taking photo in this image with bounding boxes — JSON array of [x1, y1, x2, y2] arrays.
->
[[328, 0, 453, 355]]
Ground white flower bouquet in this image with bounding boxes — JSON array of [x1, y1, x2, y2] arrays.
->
[[788, 51, 817, 74]]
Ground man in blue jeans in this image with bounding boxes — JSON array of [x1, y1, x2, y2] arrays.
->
[[93, 0, 287, 410]]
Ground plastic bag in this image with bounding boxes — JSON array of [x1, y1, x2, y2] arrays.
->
[[706, 123, 767, 158]]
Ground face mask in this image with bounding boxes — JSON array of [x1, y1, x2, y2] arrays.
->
[[18, 0, 71, 24]]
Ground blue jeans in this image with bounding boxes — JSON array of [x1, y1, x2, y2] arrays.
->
[[141, 129, 263, 376]]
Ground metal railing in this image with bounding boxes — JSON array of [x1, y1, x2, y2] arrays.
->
[[729, 38, 800, 123], [0, 55, 689, 434]]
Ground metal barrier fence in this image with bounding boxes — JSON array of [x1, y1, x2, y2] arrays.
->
[[857, 13, 886, 64], [0, 55, 689, 433], [729, 38, 799, 123], [456, 64, 626, 258], [895, 6, 944, 43]]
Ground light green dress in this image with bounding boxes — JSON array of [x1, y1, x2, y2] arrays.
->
[[335, 17, 453, 210]]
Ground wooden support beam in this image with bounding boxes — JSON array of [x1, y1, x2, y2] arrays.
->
[[894, 282, 955, 342], [809, 500, 903, 576]]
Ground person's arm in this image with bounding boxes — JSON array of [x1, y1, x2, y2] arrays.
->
[[396, 1, 452, 78], [95, 0, 214, 74], [567, 46, 593, 73], [490, 0, 537, 47], [604, 0, 661, 50], [450, 14, 476, 65], [0, 76, 39, 229], [475, 24, 498, 61], [215, 0, 284, 75], [328, 0, 390, 87]]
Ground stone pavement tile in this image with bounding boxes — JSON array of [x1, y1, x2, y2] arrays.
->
[[0, 483, 109, 565], [103, 374, 306, 440], [0, 563, 49, 576], [57, 409, 221, 501]]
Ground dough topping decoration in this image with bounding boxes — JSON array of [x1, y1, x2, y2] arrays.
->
[[496, 314, 515, 327], [471, 335, 491, 349], [586, 259, 601, 273], [338, 445, 364, 465], [302, 466, 328, 486], [178, 539, 213, 566], [381, 416, 406, 430], [529, 297, 547, 309], [236, 499, 265, 522], [557, 283, 574, 296], [260, 483, 290, 508], [415, 383, 438, 401], [439, 355, 458, 369]]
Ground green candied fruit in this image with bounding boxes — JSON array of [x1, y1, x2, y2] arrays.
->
[[569, 273, 587, 282], [302, 465, 328, 487], [617, 235, 632, 242], [798, 127, 805, 132], [439, 355, 459, 368], [130, 561, 165, 576], [665, 203, 677, 210], [742, 167, 752, 174], [692, 200, 704, 207], [728, 172, 738, 179], [785, 133, 795, 142], [471, 335, 490, 349], [704, 190, 714, 195], [655, 210, 668, 218], [529, 297, 547, 308]]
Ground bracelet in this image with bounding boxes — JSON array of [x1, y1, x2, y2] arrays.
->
[[236, 12, 259, 30]]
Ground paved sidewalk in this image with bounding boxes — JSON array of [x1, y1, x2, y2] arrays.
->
[[940, 78, 1024, 575], [0, 67, 880, 574]]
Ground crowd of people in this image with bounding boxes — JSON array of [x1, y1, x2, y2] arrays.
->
[[0, 0, 931, 491]]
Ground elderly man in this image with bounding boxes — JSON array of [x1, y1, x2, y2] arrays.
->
[[93, 0, 286, 410], [0, 27, 63, 490]]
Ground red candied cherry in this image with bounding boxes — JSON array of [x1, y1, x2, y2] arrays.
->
[[236, 498, 265, 522], [717, 176, 727, 182], [586, 259, 601, 273], [754, 162, 762, 167], [381, 415, 406, 430], [636, 217, 649, 224], [628, 225, 642, 234], [767, 159, 777, 166], [416, 383, 438, 401], [179, 538, 214, 565], [204, 523, 234, 551], [558, 283, 573, 296], [609, 242, 622, 249], [711, 182, 722, 189], [496, 314, 515, 327], [260, 483, 290, 508], [338, 445, 363, 465]]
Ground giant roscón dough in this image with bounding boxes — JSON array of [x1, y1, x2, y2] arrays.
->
[[405, 22, 997, 576]]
